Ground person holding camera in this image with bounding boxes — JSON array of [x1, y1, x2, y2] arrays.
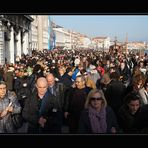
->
[[0, 81, 21, 133]]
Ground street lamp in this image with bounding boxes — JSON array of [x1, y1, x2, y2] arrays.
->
[[103, 41, 105, 59]]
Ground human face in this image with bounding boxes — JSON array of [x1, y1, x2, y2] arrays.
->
[[106, 60, 110, 65], [140, 62, 144, 67], [137, 80, 143, 89], [90, 92, 103, 111], [36, 80, 48, 96], [75, 77, 85, 89], [110, 68, 115, 74], [0, 84, 7, 99], [46, 74, 55, 87], [120, 63, 125, 70], [128, 100, 140, 115], [58, 67, 65, 76]]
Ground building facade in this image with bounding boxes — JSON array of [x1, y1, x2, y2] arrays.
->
[[92, 36, 110, 50], [53, 27, 65, 48], [0, 15, 33, 65], [31, 15, 48, 51], [30, 15, 38, 51]]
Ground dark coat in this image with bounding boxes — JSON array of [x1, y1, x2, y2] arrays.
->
[[64, 87, 91, 114], [39, 83, 65, 134], [133, 105, 148, 133], [22, 88, 63, 134], [58, 73, 73, 88], [104, 80, 127, 114], [13, 76, 30, 108], [22, 91, 41, 133], [4, 71, 14, 91], [118, 66, 131, 82], [64, 87, 92, 133], [78, 106, 119, 134], [118, 105, 140, 133]]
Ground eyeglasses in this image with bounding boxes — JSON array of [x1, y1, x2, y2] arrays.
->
[[90, 97, 103, 101]]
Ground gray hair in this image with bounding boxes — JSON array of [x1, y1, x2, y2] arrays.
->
[[0, 81, 7, 86]]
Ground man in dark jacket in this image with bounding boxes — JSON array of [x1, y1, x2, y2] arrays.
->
[[45, 73, 65, 133], [64, 75, 92, 133], [58, 67, 73, 88], [13, 69, 30, 109], [104, 72, 127, 120], [118, 92, 141, 133], [22, 77, 52, 134], [133, 104, 148, 133]]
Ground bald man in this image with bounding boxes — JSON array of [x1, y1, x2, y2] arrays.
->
[[22, 77, 52, 134], [36, 77, 48, 98]]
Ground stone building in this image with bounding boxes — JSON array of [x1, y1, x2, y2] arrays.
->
[[0, 15, 33, 65], [31, 15, 48, 51]]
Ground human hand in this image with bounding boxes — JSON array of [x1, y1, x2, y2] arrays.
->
[[38, 117, 47, 128], [6, 106, 13, 113], [111, 127, 116, 133], [0, 109, 8, 118], [64, 112, 69, 119]]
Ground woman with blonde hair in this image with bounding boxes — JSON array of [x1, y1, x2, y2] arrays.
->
[[78, 89, 119, 134]]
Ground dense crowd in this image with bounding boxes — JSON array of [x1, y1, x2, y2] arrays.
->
[[0, 48, 147, 134]]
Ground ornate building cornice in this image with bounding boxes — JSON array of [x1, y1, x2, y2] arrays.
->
[[24, 15, 34, 22]]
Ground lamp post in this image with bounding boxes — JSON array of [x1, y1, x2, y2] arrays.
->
[[103, 41, 105, 59], [114, 36, 117, 53], [125, 33, 128, 57]]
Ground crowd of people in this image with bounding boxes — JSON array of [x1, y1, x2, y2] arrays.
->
[[0, 48, 147, 134]]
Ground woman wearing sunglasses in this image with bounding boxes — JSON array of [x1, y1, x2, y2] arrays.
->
[[78, 89, 119, 134]]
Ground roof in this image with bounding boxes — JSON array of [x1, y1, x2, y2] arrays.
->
[[93, 37, 107, 39]]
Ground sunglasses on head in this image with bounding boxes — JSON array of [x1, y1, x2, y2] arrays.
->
[[90, 97, 103, 101]]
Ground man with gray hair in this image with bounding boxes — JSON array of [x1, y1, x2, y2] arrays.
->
[[45, 73, 65, 133]]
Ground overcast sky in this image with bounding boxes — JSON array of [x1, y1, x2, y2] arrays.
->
[[50, 15, 148, 42]]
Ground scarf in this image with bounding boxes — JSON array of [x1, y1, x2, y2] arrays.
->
[[88, 106, 107, 133]]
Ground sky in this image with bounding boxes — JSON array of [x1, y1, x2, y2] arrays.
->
[[50, 15, 148, 42]]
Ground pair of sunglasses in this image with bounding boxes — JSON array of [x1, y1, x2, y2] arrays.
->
[[90, 97, 103, 101]]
